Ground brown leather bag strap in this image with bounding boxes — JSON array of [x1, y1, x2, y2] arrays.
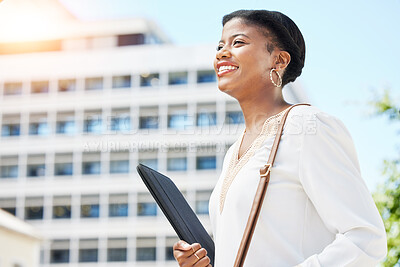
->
[[233, 103, 310, 267]]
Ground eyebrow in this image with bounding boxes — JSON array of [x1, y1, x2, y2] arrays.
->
[[219, 33, 251, 43]]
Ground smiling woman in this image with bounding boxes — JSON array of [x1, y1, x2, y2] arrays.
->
[[172, 9, 387, 267]]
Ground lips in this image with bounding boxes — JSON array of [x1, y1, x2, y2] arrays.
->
[[216, 62, 239, 77]]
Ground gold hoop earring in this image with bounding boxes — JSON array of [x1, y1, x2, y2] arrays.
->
[[269, 68, 282, 87]]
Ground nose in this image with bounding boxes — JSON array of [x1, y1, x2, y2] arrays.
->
[[216, 45, 231, 60]]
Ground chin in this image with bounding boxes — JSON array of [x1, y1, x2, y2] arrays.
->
[[217, 84, 237, 99]]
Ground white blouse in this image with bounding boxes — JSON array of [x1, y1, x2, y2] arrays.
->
[[209, 105, 387, 267]]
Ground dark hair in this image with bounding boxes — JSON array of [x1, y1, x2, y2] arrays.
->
[[222, 10, 305, 87]]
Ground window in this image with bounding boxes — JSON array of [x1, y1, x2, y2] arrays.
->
[[50, 240, 70, 263], [27, 164, 45, 177], [196, 146, 217, 171], [196, 190, 212, 215], [29, 113, 49, 136], [138, 158, 158, 170], [168, 106, 190, 130], [110, 151, 129, 174], [139, 106, 159, 129], [2, 207, 16, 215], [137, 203, 157, 216], [53, 205, 71, 219], [29, 122, 48, 135], [196, 156, 216, 170], [58, 79, 76, 92], [225, 102, 244, 124], [136, 237, 156, 261], [84, 110, 102, 134], [225, 111, 244, 124], [31, 81, 49, 94], [56, 112, 75, 135], [168, 71, 188, 85], [25, 206, 44, 220], [3, 82, 23, 95], [79, 239, 98, 262], [197, 103, 217, 127], [109, 160, 129, 174], [197, 112, 217, 127], [165, 237, 179, 261], [112, 75, 131, 88], [107, 238, 127, 262], [2, 124, 20, 136], [167, 157, 187, 171], [56, 121, 75, 134], [109, 194, 128, 217], [109, 203, 128, 217], [85, 77, 103, 90], [197, 70, 216, 83], [1, 165, 18, 178], [137, 193, 157, 216], [25, 197, 44, 220], [54, 153, 73, 176], [139, 116, 158, 129], [0, 198, 16, 216], [82, 162, 100, 175], [138, 149, 158, 170], [2, 114, 20, 137], [140, 73, 159, 87], [53, 196, 71, 219], [80, 195, 100, 218], [55, 163, 73, 176], [110, 116, 131, 131], [110, 108, 131, 132], [82, 152, 101, 175], [0, 156, 18, 178], [167, 147, 187, 171], [118, 33, 145, 46], [168, 114, 190, 129], [27, 154, 46, 177]]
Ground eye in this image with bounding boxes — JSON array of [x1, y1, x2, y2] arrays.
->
[[216, 44, 224, 51], [233, 40, 245, 46]]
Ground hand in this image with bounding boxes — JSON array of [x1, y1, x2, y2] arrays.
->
[[173, 240, 212, 267]]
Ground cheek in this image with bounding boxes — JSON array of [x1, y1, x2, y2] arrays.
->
[[213, 58, 218, 72]]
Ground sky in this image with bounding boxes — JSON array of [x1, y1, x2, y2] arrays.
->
[[58, 0, 400, 190]]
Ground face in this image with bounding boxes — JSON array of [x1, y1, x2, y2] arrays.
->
[[214, 18, 278, 98]]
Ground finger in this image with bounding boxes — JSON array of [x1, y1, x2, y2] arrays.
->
[[193, 248, 207, 259], [173, 240, 192, 251], [190, 243, 202, 253], [193, 255, 211, 267], [190, 248, 207, 265]]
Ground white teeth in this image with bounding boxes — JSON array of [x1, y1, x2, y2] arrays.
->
[[218, 65, 238, 72]]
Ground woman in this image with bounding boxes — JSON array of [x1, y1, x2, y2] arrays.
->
[[173, 10, 387, 266]]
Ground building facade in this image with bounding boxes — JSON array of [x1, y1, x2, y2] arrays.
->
[[0, 0, 307, 266]]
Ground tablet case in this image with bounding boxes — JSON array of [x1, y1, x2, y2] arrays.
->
[[136, 164, 215, 265]]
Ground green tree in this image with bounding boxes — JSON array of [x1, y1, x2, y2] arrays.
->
[[371, 90, 400, 266]]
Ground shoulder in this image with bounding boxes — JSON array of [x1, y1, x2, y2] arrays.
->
[[285, 105, 351, 138]]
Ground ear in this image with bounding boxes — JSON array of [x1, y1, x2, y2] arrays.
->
[[274, 51, 291, 72]]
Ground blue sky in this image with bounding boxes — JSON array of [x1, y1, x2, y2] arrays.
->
[[59, 0, 400, 190]]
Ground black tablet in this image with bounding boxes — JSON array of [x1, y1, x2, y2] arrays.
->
[[136, 164, 215, 265]]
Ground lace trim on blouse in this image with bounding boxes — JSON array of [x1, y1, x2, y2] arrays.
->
[[219, 107, 289, 214]]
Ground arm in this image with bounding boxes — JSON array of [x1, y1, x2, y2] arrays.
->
[[297, 112, 387, 266]]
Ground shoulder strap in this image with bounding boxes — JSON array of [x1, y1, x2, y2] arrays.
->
[[233, 103, 310, 267]]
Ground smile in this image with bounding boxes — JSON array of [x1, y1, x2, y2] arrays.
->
[[217, 65, 238, 77]]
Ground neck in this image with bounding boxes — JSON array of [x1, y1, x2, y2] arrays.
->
[[237, 87, 289, 135]]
